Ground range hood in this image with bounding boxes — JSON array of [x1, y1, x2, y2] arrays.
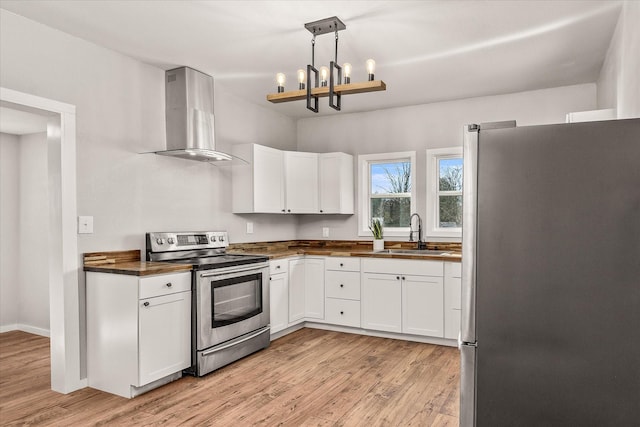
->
[[155, 67, 232, 162]]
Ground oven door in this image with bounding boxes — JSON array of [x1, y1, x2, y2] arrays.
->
[[196, 263, 270, 351]]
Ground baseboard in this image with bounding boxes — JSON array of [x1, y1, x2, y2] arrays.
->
[[272, 321, 458, 348], [0, 324, 50, 337]]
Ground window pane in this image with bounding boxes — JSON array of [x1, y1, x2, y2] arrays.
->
[[371, 197, 411, 227], [371, 162, 411, 194], [439, 195, 462, 228], [439, 158, 463, 191]]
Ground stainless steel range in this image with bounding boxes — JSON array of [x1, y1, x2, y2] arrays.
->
[[146, 231, 270, 377]]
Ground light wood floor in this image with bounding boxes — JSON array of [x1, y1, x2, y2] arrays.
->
[[0, 328, 460, 426]]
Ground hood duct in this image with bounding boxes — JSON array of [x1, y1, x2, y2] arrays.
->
[[155, 66, 232, 162]]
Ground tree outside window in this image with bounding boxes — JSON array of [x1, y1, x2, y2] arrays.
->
[[426, 147, 463, 238], [370, 161, 411, 227], [359, 152, 416, 237], [438, 158, 463, 228]]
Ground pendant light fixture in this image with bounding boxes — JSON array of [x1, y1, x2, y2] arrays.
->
[[267, 16, 386, 113]]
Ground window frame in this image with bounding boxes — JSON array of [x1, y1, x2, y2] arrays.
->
[[358, 151, 416, 237], [426, 147, 463, 239]]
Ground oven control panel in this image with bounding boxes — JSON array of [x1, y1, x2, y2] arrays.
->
[[147, 231, 228, 252]]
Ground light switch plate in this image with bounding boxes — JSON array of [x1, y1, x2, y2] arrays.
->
[[322, 227, 329, 238], [246, 222, 254, 234], [78, 216, 94, 234]]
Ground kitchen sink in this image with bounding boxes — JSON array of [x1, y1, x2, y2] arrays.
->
[[375, 249, 451, 256]]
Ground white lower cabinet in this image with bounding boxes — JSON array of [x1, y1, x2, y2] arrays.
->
[[269, 259, 289, 334], [288, 258, 306, 323], [324, 257, 361, 328], [304, 257, 325, 319], [87, 271, 191, 398], [402, 275, 444, 337], [444, 262, 462, 340], [361, 273, 402, 333], [362, 258, 445, 338]]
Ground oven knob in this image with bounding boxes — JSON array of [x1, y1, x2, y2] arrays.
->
[[156, 238, 165, 245], [167, 237, 175, 244], [219, 235, 225, 242], [210, 236, 217, 242]]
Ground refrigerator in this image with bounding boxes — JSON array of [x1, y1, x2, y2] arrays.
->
[[459, 118, 640, 426]]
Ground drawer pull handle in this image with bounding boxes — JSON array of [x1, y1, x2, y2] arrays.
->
[[276, 265, 281, 269], [396, 276, 400, 280], [340, 311, 344, 315], [143, 302, 150, 307], [166, 282, 172, 288], [402, 276, 406, 280], [340, 284, 344, 288], [340, 263, 344, 267]]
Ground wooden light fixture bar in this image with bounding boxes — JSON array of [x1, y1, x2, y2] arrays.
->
[[267, 80, 386, 104]]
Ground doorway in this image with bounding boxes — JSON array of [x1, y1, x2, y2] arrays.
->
[[0, 87, 83, 393]]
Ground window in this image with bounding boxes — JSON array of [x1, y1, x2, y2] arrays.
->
[[426, 147, 463, 238], [358, 152, 416, 237]]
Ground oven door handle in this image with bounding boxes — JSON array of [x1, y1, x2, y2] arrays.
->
[[201, 325, 271, 357], [199, 263, 268, 278]]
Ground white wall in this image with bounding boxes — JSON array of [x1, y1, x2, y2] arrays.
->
[[0, 132, 20, 330], [597, 1, 640, 118], [0, 10, 298, 254], [18, 132, 50, 334], [296, 83, 597, 241], [0, 10, 298, 378], [0, 131, 50, 335]]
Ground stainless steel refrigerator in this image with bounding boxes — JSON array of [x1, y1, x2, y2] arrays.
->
[[460, 118, 640, 426]]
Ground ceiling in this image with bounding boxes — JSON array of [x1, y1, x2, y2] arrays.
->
[[0, 1, 622, 119]]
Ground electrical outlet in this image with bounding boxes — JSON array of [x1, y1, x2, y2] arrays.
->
[[78, 216, 94, 234], [246, 222, 254, 234], [322, 227, 329, 238]]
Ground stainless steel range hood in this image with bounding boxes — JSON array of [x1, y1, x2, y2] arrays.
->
[[155, 67, 232, 162]]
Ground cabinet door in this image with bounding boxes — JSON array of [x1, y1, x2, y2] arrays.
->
[[402, 275, 444, 337], [288, 259, 306, 323], [318, 153, 353, 214], [305, 257, 325, 319], [254, 144, 285, 213], [138, 291, 191, 386], [362, 273, 402, 333], [270, 272, 289, 334], [284, 151, 318, 213]]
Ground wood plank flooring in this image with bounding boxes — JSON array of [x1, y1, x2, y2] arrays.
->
[[0, 328, 460, 426]]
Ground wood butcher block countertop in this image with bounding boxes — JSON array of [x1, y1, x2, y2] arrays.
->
[[227, 240, 462, 262], [83, 250, 192, 276], [83, 241, 461, 276]]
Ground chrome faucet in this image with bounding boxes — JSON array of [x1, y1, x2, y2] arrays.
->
[[409, 213, 426, 249]]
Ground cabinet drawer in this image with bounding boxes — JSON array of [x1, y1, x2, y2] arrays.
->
[[325, 257, 360, 272], [270, 258, 289, 275], [445, 262, 462, 278], [139, 272, 191, 299], [325, 271, 360, 300], [325, 298, 361, 327]]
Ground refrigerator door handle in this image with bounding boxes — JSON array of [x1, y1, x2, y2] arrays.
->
[[461, 124, 479, 344]]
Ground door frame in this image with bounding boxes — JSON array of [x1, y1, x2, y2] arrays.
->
[[0, 87, 84, 393]]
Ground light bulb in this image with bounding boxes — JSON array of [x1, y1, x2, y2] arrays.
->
[[297, 69, 306, 90], [319, 66, 329, 87], [366, 59, 376, 81], [276, 73, 286, 93], [343, 62, 352, 84]]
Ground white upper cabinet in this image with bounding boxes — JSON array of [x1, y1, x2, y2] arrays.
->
[[284, 151, 318, 213], [232, 144, 353, 214], [232, 144, 284, 213], [318, 152, 354, 214]]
